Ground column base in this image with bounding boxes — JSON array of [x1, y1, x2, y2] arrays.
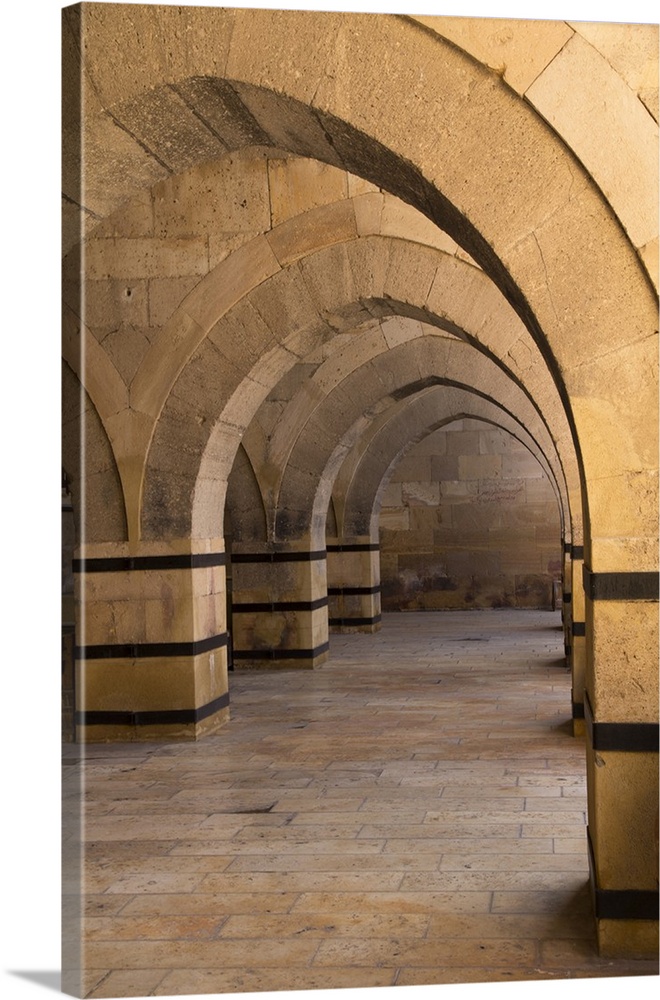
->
[[329, 615, 381, 634], [588, 830, 659, 959], [75, 696, 230, 743], [596, 917, 659, 959], [233, 645, 329, 669], [76, 708, 230, 743]]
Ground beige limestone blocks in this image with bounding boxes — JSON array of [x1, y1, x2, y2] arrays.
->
[[380, 420, 561, 611]]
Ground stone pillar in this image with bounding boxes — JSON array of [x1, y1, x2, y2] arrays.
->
[[73, 538, 229, 742], [230, 543, 329, 668], [327, 538, 382, 633], [570, 544, 587, 737], [583, 565, 659, 958]]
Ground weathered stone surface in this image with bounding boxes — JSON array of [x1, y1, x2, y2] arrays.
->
[[526, 32, 658, 250], [153, 154, 271, 238], [379, 421, 561, 611], [268, 157, 349, 226], [411, 15, 573, 96]]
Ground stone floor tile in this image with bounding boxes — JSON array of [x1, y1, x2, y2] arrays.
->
[[438, 853, 588, 873], [226, 822, 368, 841], [400, 870, 589, 891], [84, 914, 227, 941], [121, 891, 299, 917], [84, 936, 320, 970], [312, 935, 539, 967], [102, 873, 207, 895], [198, 869, 404, 892], [288, 890, 494, 915], [219, 911, 430, 939], [443, 911, 596, 940], [85, 855, 233, 875], [226, 852, 437, 873], [421, 836, 555, 853]]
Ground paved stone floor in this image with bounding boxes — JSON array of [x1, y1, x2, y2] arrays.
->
[[63, 610, 658, 998]]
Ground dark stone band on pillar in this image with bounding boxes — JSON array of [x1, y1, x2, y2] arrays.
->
[[233, 642, 330, 661], [328, 585, 381, 596], [231, 551, 326, 563], [585, 693, 660, 752], [564, 542, 572, 554], [588, 831, 659, 920], [76, 632, 229, 660], [73, 552, 226, 572], [583, 567, 659, 601], [329, 615, 382, 627], [571, 545, 584, 559], [326, 543, 379, 553], [571, 621, 586, 637], [232, 598, 329, 613], [572, 701, 585, 719], [563, 592, 572, 603], [76, 691, 230, 727]]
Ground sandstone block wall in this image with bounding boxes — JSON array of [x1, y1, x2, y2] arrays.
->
[[380, 419, 562, 611]]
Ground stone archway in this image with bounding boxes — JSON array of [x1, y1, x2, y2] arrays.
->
[[63, 6, 658, 957]]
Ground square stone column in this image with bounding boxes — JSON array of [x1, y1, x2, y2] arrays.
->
[[230, 543, 329, 668], [583, 565, 659, 958], [327, 537, 382, 633], [73, 538, 230, 741]]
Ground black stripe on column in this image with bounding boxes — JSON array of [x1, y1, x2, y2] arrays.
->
[[572, 702, 585, 720], [588, 831, 659, 920], [584, 693, 660, 752], [76, 691, 230, 728], [595, 887, 660, 920], [232, 598, 329, 613], [563, 592, 572, 604], [326, 543, 379, 553], [571, 621, 586, 637], [329, 615, 382, 627], [231, 551, 326, 563], [564, 542, 572, 554], [583, 567, 659, 601], [328, 585, 381, 596], [73, 553, 226, 572], [233, 642, 330, 661], [571, 545, 584, 560], [76, 633, 229, 661]]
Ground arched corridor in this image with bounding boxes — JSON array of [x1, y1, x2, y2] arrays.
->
[[60, 3, 658, 993]]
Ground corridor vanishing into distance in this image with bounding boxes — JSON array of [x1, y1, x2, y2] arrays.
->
[[64, 611, 658, 997]]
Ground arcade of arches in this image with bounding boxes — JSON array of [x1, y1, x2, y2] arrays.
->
[[62, 1, 659, 975]]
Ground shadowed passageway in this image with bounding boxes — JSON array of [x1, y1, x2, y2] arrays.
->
[[64, 611, 658, 997]]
